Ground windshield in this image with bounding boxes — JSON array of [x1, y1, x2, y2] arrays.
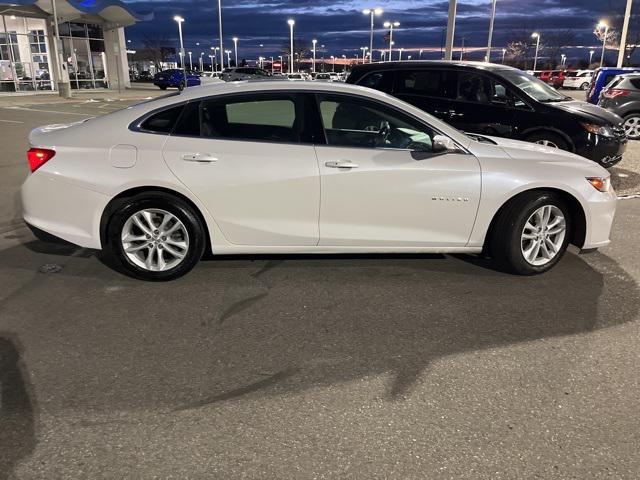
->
[[497, 69, 569, 102]]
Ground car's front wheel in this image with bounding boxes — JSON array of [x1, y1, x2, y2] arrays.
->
[[524, 131, 569, 151], [623, 113, 640, 139], [159, 85, 167, 90], [105, 192, 206, 281], [490, 192, 571, 275], [580, 82, 589, 90]]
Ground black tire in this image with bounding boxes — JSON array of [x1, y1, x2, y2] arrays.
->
[[159, 85, 167, 90], [177, 81, 185, 91], [104, 192, 206, 281], [580, 82, 589, 90], [524, 131, 569, 151], [490, 191, 571, 275]]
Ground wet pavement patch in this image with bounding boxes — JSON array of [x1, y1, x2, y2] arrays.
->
[[37, 264, 63, 274]]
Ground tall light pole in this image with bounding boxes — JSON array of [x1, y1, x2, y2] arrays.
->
[[589, 49, 595, 65], [270, 56, 274, 73], [618, 0, 633, 67], [312, 39, 317, 72], [209, 55, 214, 71], [278, 55, 283, 73], [360, 46, 368, 63], [225, 49, 231, 67], [211, 46, 219, 71], [199, 52, 204, 71], [381, 50, 386, 62], [531, 32, 540, 71], [383, 21, 400, 61], [486, 0, 497, 62], [444, 0, 457, 60], [399, 47, 404, 61], [362, 7, 383, 63], [560, 53, 566, 66], [419, 49, 423, 60], [217, 0, 224, 72], [232, 36, 238, 66], [598, 21, 609, 68], [188, 51, 193, 70], [173, 16, 187, 85], [287, 19, 295, 73], [502, 48, 506, 64], [331, 55, 335, 72], [459, 37, 465, 60]]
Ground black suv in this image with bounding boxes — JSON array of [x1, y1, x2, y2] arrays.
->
[[347, 61, 626, 167]]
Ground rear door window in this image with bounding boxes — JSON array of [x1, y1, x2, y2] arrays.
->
[[394, 70, 455, 98]]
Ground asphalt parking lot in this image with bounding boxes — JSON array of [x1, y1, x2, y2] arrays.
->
[[1, 89, 639, 478]]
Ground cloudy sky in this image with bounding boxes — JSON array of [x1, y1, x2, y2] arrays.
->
[[123, 0, 633, 62]]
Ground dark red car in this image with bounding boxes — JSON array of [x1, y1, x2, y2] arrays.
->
[[549, 70, 574, 89]]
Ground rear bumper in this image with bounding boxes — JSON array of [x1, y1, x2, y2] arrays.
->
[[21, 172, 108, 249]]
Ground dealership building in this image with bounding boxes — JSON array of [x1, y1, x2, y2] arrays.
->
[[0, 0, 151, 94]]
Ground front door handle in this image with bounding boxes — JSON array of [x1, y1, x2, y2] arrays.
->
[[325, 160, 359, 169], [181, 153, 218, 163]]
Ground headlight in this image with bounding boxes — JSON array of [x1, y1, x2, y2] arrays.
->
[[586, 176, 611, 192], [582, 123, 615, 138]]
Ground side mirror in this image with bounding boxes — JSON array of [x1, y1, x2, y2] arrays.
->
[[432, 135, 457, 153]]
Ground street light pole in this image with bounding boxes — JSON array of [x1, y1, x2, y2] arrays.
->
[[399, 47, 404, 61], [217, 0, 224, 70], [598, 21, 609, 68], [270, 56, 274, 74], [419, 49, 423, 60], [589, 49, 595, 65], [188, 51, 192, 70], [278, 55, 283, 73], [501, 48, 506, 64], [618, 0, 633, 67], [363, 7, 383, 63], [459, 37, 465, 60], [383, 21, 399, 61], [232, 36, 238, 66], [531, 32, 540, 71], [312, 39, 317, 72], [444, 0, 457, 60], [287, 19, 295, 73], [225, 50, 231, 67], [173, 16, 186, 85], [485, 0, 497, 62]]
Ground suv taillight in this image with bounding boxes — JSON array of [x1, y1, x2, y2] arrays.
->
[[602, 88, 631, 99], [27, 148, 55, 172]]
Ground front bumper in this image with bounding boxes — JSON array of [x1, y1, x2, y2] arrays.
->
[[582, 188, 617, 250], [575, 131, 627, 167]]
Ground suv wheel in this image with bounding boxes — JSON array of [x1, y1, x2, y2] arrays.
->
[[105, 192, 206, 281], [490, 192, 571, 275], [623, 113, 640, 140], [525, 132, 569, 151]]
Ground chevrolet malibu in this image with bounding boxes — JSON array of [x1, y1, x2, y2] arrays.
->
[[21, 82, 616, 281]]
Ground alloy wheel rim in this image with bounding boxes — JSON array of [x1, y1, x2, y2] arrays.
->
[[534, 139, 559, 148], [121, 209, 190, 272], [623, 116, 640, 139], [521, 205, 566, 266]]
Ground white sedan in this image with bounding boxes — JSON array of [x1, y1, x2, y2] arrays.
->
[[21, 81, 616, 281]]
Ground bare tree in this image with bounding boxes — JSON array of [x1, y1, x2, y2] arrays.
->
[[140, 33, 176, 71], [544, 30, 576, 67], [504, 30, 538, 69]]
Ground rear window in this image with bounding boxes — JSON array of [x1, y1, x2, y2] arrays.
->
[[629, 78, 640, 89], [395, 70, 454, 98]]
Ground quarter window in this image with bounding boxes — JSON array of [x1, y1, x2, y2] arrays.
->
[[139, 104, 185, 133], [317, 94, 436, 152], [395, 70, 455, 98]]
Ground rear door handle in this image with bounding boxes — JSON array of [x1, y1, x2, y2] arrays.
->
[[325, 160, 359, 169], [181, 153, 218, 163]]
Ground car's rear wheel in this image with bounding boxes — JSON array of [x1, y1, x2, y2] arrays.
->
[[623, 113, 640, 139], [159, 85, 167, 90], [580, 82, 589, 90], [177, 81, 185, 91], [525, 131, 569, 151], [105, 192, 206, 281], [490, 191, 571, 275]]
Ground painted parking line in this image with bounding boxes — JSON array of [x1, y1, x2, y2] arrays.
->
[[3, 106, 93, 116], [0, 118, 24, 124]]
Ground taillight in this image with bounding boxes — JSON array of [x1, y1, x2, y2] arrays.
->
[[27, 148, 55, 173], [602, 88, 631, 99]]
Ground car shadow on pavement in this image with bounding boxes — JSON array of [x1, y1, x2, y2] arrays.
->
[[0, 334, 36, 480], [0, 240, 637, 414]]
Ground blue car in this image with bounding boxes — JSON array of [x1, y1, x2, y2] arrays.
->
[[586, 67, 640, 104], [153, 69, 200, 90]]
